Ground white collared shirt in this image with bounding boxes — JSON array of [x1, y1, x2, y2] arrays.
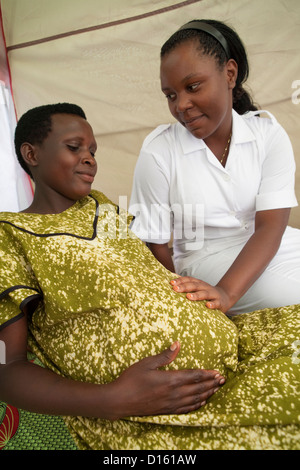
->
[[129, 110, 298, 271]]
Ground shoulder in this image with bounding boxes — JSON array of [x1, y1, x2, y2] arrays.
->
[[235, 110, 291, 150], [0, 213, 24, 254], [241, 110, 283, 136], [0, 211, 26, 232], [138, 123, 187, 172], [0, 210, 20, 221], [142, 124, 171, 147], [141, 123, 179, 152]]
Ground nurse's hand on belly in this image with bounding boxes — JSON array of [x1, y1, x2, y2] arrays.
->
[[170, 277, 230, 313]]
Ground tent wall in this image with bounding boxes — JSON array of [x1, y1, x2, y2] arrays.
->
[[1, 0, 299, 227]]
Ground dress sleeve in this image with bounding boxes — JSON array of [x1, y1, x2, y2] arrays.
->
[[0, 223, 42, 330], [256, 121, 298, 211]]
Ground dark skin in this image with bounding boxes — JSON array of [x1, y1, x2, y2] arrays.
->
[[149, 41, 291, 313], [0, 113, 225, 420]]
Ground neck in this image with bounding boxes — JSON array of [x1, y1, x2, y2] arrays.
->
[[204, 125, 232, 162], [22, 189, 77, 214]]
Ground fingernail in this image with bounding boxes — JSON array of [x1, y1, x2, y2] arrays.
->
[[214, 387, 220, 393], [214, 373, 220, 379], [219, 378, 225, 385], [200, 401, 206, 407], [170, 342, 177, 351]]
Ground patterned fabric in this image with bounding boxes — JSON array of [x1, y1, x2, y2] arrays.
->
[[1, 406, 77, 450], [0, 190, 299, 450], [0, 354, 77, 450]]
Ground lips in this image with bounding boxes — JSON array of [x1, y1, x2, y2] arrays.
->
[[76, 171, 95, 183], [183, 114, 205, 127]]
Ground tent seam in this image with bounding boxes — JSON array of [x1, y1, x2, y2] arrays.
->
[[6, 0, 203, 52]]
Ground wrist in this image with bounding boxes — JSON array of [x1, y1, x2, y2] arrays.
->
[[215, 283, 240, 311]]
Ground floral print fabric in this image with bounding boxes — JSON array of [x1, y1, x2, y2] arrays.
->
[[0, 190, 299, 450]]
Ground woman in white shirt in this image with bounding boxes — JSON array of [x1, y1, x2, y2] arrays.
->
[[130, 19, 300, 315]]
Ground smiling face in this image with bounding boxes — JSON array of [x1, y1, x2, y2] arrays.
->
[[160, 40, 237, 143], [22, 113, 98, 213]]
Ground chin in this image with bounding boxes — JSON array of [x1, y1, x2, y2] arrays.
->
[[181, 123, 206, 140], [72, 188, 92, 201], [189, 129, 207, 140]]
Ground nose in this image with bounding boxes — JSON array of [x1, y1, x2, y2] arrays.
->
[[82, 150, 96, 166], [175, 93, 193, 113]]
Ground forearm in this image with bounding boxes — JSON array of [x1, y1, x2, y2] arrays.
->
[[217, 218, 286, 307], [0, 348, 227, 421], [169, 209, 290, 313], [148, 242, 175, 272], [0, 360, 119, 420]]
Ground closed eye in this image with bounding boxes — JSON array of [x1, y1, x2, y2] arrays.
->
[[67, 144, 96, 158], [67, 144, 79, 152]]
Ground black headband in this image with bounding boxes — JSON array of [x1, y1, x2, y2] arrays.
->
[[179, 21, 230, 59]]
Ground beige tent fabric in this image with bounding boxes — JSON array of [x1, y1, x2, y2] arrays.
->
[[1, 0, 299, 227]]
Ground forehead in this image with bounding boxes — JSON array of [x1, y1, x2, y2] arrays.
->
[[49, 113, 95, 140], [160, 41, 219, 84]]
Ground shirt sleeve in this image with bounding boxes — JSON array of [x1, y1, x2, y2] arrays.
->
[[256, 120, 298, 211], [0, 223, 42, 330], [129, 145, 172, 244]]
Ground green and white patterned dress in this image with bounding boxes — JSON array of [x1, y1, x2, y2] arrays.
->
[[0, 190, 299, 450]]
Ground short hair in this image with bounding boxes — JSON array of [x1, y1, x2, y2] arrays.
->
[[14, 103, 87, 177], [161, 19, 258, 115]]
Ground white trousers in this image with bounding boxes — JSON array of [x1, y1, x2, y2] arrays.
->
[[181, 226, 300, 315]]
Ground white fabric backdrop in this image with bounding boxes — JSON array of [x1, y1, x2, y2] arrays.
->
[[0, 0, 299, 226], [0, 81, 32, 211], [0, 6, 33, 212]]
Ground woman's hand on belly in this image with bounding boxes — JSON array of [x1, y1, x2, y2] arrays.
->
[[108, 341, 226, 420]]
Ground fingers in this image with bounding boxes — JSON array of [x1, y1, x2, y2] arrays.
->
[[139, 346, 226, 391], [159, 370, 226, 415], [171, 277, 210, 297], [171, 280, 212, 302], [141, 341, 181, 369], [172, 387, 218, 414], [206, 300, 220, 310], [170, 277, 225, 310], [120, 350, 226, 417], [169, 368, 225, 387], [171, 276, 204, 291]]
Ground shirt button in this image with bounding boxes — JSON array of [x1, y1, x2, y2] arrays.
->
[[223, 174, 231, 181]]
